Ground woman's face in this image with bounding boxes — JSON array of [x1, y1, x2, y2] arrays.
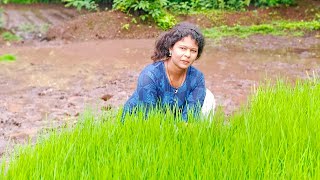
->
[[169, 35, 199, 70]]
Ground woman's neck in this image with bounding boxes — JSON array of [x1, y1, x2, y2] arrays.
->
[[166, 60, 186, 78], [165, 60, 187, 88]]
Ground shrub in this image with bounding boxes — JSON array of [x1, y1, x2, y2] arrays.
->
[[63, 0, 98, 11], [113, 0, 176, 30], [249, 0, 295, 7], [1, 31, 21, 41]]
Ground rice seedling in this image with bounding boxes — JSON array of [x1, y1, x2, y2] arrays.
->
[[0, 78, 319, 179], [0, 54, 16, 62], [203, 20, 320, 39]]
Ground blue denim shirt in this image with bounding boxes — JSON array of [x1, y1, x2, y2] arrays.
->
[[123, 61, 206, 121]]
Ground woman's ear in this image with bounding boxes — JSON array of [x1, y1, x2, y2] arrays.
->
[[168, 48, 173, 57]]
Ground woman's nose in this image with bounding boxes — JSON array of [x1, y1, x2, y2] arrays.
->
[[184, 49, 191, 57]]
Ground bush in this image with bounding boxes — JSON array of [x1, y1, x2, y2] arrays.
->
[[1, 0, 296, 30], [249, 0, 295, 6], [113, 0, 176, 30], [111, 0, 295, 29], [165, 0, 295, 12], [63, 0, 98, 11], [1, 31, 22, 41]]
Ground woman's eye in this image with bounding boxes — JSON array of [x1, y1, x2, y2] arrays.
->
[[191, 50, 197, 53], [180, 47, 186, 50]]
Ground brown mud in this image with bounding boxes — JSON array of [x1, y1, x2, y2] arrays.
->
[[0, 2, 320, 156]]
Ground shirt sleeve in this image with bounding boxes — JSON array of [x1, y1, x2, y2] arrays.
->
[[122, 66, 159, 122], [182, 73, 206, 121], [136, 69, 158, 109]]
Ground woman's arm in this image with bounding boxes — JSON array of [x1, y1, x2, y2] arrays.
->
[[136, 70, 158, 107], [122, 66, 159, 121], [182, 73, 206, 121]]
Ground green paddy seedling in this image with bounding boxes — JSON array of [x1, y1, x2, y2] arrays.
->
[[0, 54, 16, 62], [1, 79, 320, 179], [203, 20, 320, 39]]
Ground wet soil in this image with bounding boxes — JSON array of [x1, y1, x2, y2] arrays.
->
[[1, 37, 319, 156], [0, 2, 320, 156], [1, 4, 83, 43]]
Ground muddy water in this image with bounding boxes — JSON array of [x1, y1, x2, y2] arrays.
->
[[200, 40, 320, 113], [1, 38, 320, 155]]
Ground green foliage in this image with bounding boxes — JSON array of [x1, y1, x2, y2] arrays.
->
[[0, 8, 3, 28], [113, 0, 176, 30], [204, 20, 320, 39], [93, 0, 113, 5], [18, 23, 36, 33], [1, 79, 320, 178], [1, 0, 296, 29], [257, 0, 295, 6], [0, 0, 297, 30], [121, 23, 130, 30], [154, 12, 176, 30], [111, 0, 296, 29], [131, 17, 137, 24], [1, 32, 21, 41], [165, 1, 192, 14], [2, 0, 60, 4], [164, 0, 294, 13], [63, 0, 98, 11], [15, 23, 50, 34], [315, 13, 320, 22], [0, 54, 16, 62], [39, 23, 50, 34]]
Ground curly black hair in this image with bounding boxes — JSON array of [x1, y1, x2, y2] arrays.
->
[[151, 22, 205, 62]]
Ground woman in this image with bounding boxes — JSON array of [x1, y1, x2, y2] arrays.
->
[[123, 22, 215, 121]]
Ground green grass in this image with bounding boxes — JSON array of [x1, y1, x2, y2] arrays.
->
[[1, 78, 320, 179], [1, 32, 21, 41], [0, 8, 4, 28], [0, 54, 16, 62], [17, 23, 37, 33], [203, 20, 320, 39]]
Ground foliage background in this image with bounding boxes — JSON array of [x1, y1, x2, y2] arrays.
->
[[1, 0, 297, 29]]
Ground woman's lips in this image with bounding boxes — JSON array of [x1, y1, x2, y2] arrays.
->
[[181, 60, 189, 64]]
